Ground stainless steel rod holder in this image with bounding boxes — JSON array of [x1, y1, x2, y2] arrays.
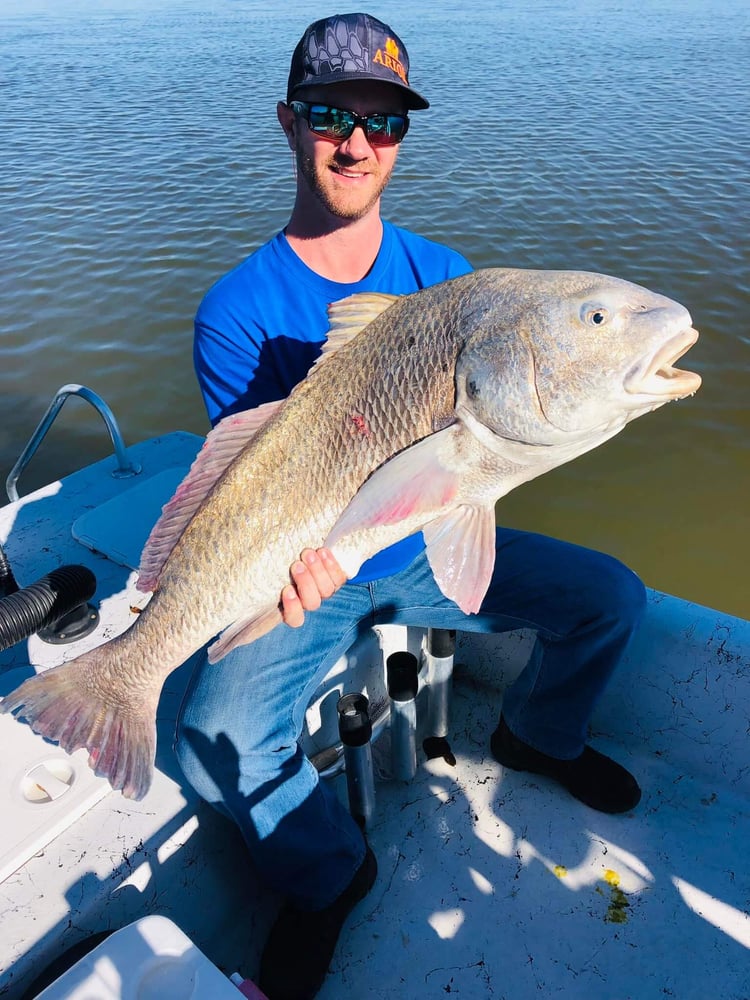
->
[[424, 628, 455, 738], [337, 693, 376, 829], [387, 651, 419, 781]]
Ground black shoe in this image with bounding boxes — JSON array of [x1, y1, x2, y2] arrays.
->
[[490, 716, 641, 814], [258, 845, 377, 1000]]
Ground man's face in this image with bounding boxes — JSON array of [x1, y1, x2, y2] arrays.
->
[[285, 81, 408, 222]]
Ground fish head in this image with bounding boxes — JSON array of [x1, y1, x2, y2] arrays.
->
[[455, 270, 701, 448]]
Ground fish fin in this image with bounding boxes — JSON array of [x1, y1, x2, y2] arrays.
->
[[310, 293, 400, 371], [423, 505, 497, 614], [0, 658, 156, 800], [137, 400, 284, 592], [325, 425, 463, 550], [207, 605, 284, 663]]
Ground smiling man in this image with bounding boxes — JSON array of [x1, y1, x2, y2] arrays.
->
[[282, 81, 407, 227], [180, 13, 646, 999]]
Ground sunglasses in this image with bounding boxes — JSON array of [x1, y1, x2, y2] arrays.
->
[[289, 101, 410, 147]]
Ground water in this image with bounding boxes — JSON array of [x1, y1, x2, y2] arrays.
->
[[1, 0, 748, 617]]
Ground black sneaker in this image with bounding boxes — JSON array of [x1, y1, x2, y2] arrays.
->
[[258, 845, 377, 1000], [490, 716, 641, 814]]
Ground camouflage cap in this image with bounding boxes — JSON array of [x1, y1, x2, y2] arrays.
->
[[287, 12, 429, 110]]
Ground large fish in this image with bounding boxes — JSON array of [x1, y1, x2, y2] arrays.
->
[[0, 269, 700, 799]]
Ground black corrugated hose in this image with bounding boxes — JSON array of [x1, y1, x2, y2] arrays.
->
[[0, 542, 97, 652], [0, 541, 20, 598]]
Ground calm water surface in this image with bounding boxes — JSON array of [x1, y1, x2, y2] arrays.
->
[[1, 0, 748, 616]]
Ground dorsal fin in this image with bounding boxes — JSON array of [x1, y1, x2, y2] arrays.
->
[[136, 400, 284, 592], [310, 292, 400, 372]]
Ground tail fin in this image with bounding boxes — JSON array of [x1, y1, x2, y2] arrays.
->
[[0, 658, 156, 800]]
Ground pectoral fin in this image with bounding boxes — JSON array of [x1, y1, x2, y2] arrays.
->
[[325, 424, 497, 612], [325, 426, 463, 548], [422, 505, 497, 614]]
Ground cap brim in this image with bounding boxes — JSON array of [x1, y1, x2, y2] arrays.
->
[[291, 73, 429, 110]]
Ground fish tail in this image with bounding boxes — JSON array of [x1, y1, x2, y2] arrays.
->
[[0, 655, 156, 801]]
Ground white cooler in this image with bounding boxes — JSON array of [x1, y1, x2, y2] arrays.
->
[[34, 915, 265, 1000]]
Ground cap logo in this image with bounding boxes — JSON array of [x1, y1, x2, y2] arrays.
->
[[373, 36, 408, 85]]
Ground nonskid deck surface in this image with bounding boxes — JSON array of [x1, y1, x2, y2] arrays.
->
[[0, 432, 748, 999], [321, 665, 750, 999]]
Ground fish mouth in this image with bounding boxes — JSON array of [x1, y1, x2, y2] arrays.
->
[[626, 327, 702, 398]]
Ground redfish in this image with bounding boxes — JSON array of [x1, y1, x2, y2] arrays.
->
[[1, 269, 700, 799]]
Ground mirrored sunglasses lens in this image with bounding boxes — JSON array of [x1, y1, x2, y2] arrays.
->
[[308, 106, 355, 139], [365, 115, 408, 146]]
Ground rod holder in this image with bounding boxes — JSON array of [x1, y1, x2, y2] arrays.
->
[[424, 628, 455, 739], [387, 651, 419, 781], [337, 693, 376, 830]]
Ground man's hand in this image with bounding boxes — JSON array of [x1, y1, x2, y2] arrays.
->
[[281, 548, 348, 628]]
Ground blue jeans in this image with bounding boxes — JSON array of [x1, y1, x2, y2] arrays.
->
[[174, 527, 645, 910]]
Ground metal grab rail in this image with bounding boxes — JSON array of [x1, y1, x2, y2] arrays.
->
[[6, 384, 142, 502]]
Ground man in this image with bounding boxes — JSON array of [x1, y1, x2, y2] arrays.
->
[[176, 13, 645, 999]]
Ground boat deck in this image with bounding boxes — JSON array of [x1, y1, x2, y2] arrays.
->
[[1, 433, 748, 999]]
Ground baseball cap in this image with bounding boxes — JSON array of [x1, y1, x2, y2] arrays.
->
[[287, 12, 429, 110]]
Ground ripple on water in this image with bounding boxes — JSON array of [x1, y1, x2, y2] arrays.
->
[[1, 0, 748, 615]]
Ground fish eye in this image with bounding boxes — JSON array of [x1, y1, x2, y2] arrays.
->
[[581, 305, 609, 326]]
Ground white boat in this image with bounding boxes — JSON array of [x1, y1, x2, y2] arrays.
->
[[1, 386, 748, 999]]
